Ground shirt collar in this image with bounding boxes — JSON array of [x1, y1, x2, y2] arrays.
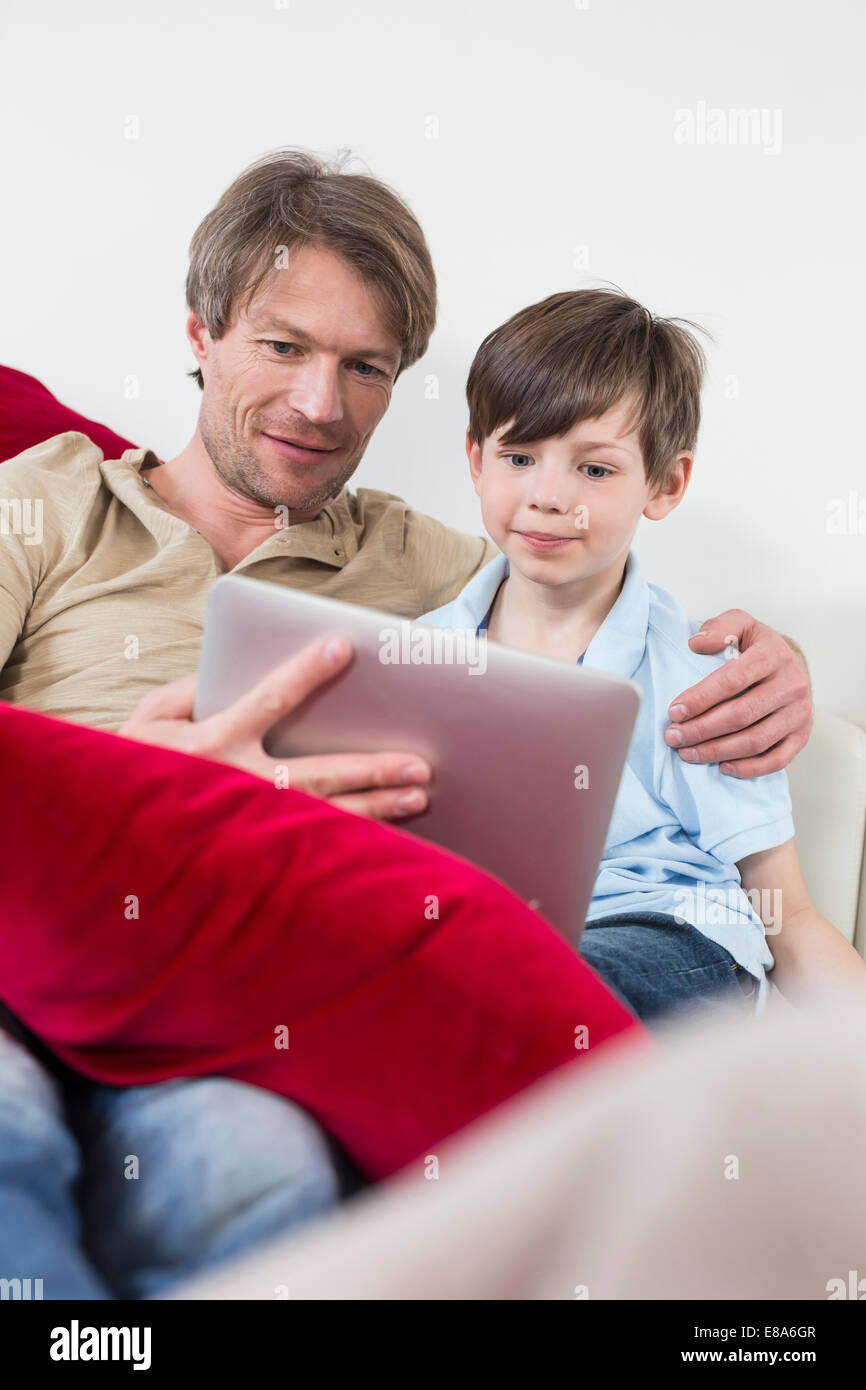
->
[[580, 550, 649, 680], [453, 548, 648, 680], [444, 553, 510, 628], [107, 447, 359, 570]]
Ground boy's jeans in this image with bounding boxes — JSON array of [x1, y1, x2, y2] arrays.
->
[[0, 1024, 344, 1299], [580, 910, 758, 1026]]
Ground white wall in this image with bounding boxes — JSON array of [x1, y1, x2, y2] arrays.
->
[[2, 0, 864, 715]]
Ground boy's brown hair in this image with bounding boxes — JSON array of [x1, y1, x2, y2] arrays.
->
[[466, 289, 707, 493]]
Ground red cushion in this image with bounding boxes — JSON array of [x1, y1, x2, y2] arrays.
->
[[0, 365, 136, 463], [0, 702, 647, 1179]]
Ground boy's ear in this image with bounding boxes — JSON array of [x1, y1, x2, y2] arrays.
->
[[643, 451, 693, 521], [466, 429, 484, 497]]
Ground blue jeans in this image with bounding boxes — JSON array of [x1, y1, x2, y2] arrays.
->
[[0, 1021, 350, 1300], [580, 910, 757, 1026]]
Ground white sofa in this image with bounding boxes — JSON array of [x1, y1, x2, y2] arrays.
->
[[786, 711, 866, 958]]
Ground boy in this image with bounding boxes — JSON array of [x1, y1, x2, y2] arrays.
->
[[419, 289, 866, 1023]]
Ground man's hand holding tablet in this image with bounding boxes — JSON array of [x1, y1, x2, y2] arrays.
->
[[119, 635, 433, 821]]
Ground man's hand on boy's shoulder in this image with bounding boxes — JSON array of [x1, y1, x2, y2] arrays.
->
[[663, 610, 812, 779]]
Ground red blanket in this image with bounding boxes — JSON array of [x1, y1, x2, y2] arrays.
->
[[0, 703, 646, 1178]]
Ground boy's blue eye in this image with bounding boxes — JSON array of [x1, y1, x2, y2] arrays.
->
[[503, 455, 612, 477]]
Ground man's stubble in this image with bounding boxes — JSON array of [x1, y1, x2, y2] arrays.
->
[[199, 403, 364, 516]]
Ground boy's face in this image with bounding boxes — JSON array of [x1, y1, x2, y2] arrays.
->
[[468, 400, 692, 588]]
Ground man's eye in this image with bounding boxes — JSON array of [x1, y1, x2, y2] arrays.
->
[[505, 453, 532, 468], [351, 361, 381, 378], [583, 464, 611, 479], [268, 341, 297, 356]]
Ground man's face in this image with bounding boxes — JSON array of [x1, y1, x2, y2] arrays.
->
[[468, 400, 691, 588], [190, 244, 403, 519]]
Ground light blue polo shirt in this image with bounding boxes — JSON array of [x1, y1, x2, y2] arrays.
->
[[419, 549, 795, 1002]]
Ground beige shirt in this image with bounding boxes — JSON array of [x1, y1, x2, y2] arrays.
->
[[0, 431, 498, 730]]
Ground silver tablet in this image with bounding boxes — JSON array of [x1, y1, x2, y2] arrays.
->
[[195, 574, 641, 946]]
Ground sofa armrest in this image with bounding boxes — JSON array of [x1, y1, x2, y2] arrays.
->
[[786, 712, 866, 950]]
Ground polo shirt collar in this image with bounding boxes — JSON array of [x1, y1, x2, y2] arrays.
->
[[580, 550, 649, 680], [442, 553, 510, 629], [456, 548, 648, 680], [108, 447, 359, 571]]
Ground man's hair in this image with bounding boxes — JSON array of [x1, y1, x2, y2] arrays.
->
[[185, 147, 437, 388], [466, 288, 707, 492]]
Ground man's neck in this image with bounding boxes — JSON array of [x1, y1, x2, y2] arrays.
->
[[144, 433, 324, 571], [487, 554, 627, 662]]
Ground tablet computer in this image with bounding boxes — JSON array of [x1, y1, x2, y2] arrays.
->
[[194, 574, 641, 945]]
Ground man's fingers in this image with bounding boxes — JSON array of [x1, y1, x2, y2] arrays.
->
[[122, 673, 199, 727], [667, 641, 777, 724], [203, 636, 354, 745], [718, 731, 808, 780], [664, 674, 807, 751], [327, 786, 430, 821], [685, 609, 752, 653], [273, 750, 432, 801], [666, 703, 807, 767]]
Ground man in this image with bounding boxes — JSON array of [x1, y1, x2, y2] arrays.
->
[[0, 148, 813, 1297]]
